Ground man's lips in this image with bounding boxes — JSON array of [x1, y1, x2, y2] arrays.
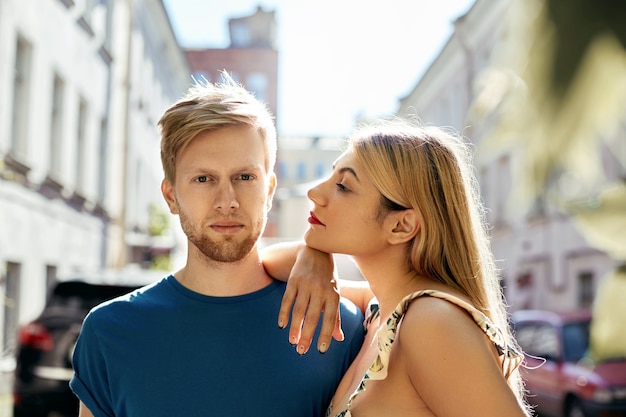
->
[[210, 222, 244, 234], [307, 212, 325, 226]]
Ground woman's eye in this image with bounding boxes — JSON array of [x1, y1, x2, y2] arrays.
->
[[336, 183, 349, 192]]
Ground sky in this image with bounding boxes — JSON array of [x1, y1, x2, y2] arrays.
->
[[162, 0, 476, 136]]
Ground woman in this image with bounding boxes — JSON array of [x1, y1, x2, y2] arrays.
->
[[264, 119, 531, 416]]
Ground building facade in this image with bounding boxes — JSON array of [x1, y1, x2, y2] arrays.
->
[[0, 0, 190, 361], [397, 0, 621, 312]]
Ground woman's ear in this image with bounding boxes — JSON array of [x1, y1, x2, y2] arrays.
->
[[386, 209, 420, 244]]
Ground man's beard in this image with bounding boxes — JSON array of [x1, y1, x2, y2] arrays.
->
[[178, 209, 264, 263]]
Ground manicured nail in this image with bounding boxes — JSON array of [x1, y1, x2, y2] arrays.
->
[[290, 335, 297, 345], [298, 344, 306, 355], [319, 343, 327, 354], [278, 319, 284, 328]]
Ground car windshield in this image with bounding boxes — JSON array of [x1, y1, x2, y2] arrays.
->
[[562, 320, 590, 362]]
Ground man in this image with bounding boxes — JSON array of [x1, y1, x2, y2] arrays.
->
[[70, 74, 364, 417]]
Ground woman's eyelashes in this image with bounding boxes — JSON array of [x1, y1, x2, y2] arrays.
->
[[335, 182, 350, 192]]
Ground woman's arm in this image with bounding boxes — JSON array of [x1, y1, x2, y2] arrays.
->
[[262, 241, 341, 354], [262, 241, 372, 354]]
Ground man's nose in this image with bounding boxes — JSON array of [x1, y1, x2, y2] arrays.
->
[[214, 182, 239, 211]]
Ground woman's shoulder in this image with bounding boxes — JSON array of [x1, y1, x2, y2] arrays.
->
[[398, 289, 477, 320], [397, 290, 492, 352], [402, 290, 476, 328], [396, 292, 500, 380]]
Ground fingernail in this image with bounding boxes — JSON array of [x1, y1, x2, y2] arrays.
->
[[298, 344, 306, 355], [290, 335, 297, 345], [278, 319, 284, 328], [319, 343, 327, 354]]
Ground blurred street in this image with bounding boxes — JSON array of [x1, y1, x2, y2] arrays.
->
[[0, 370, 12, 417], [1, 0, 626, 415]]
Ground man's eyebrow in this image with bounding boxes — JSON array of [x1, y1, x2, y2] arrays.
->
[[332, 163, 360, 182]]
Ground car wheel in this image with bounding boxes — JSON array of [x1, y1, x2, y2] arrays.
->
[[566, 398, 588, 417]]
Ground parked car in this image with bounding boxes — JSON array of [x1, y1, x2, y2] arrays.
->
[[512, 309, 626, 417], [13, 269, 165, 417]]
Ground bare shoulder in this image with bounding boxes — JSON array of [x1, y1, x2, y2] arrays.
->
[[395, 293, 529, 417], [397, 293, 493, 358], [401, 293, 476, 329]]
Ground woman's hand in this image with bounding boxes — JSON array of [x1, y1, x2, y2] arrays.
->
[[276, 245, 344, 354], [262, 241, 346, 354]]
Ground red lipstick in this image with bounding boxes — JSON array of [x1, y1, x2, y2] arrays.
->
[[307, 212, 325, 226]]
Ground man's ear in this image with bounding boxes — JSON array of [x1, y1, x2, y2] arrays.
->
[[266, 172, 277, 211], [161, 179, 179, 215], [386, 209, 420, 244]]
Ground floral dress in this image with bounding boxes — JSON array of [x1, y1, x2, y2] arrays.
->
[[326, 289, 523, 417]]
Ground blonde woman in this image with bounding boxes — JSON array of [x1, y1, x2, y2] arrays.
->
[[264, 119, 531, 417]]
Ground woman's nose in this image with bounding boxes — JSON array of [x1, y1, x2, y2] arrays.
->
[[307, 180, 324, 205]]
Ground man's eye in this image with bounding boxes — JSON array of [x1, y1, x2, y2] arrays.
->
[[197, 176, 208, 183], [240, 174, 252, 181]]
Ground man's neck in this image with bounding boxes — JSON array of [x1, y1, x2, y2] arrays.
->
[[174, 248, 274, 296]]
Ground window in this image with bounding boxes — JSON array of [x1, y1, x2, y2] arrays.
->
[[315, 162, 326, 179], [45, 265, 57, 299], [3, 262, 21, 355], [10, 36, 33, 159], [562, 321, 590, 362], [97, 118, 107, 201], [533, 325, 560, 360], [246, 73, 268, 103], [75, 99, 88, 193], [76, 0, 104, 37], [577, 271, 594, 309], [297, 161, 306, 181], [230, 21, 251, 46], [101, 0, 113, 54], [83, 0, 98, 27], [527, 193, 547, 219], [515, 323, 559, 361], [496, 155, 511, 224], [50, 74, 65, 177], [278, 161, 288, 181]]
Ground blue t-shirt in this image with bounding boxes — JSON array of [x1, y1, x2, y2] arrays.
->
[[70, 276, 364, 417]]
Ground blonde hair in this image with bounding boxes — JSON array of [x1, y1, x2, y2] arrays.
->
[[158, 72, 277, 182], [349, 118, 528, 410]]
